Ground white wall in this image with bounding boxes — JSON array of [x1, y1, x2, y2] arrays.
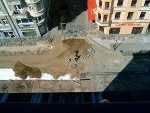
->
[[141, 0, 146, 6]]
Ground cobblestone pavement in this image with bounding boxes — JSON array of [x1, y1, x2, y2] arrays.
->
[[88, 29, 150, 53]]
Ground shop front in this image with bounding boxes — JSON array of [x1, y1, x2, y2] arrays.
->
[[101, 23, 147, 34]]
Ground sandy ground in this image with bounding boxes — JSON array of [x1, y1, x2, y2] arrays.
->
[[0, 38, 150, 92], [0, 38, 94, 79], [2, 38, 147, 92]]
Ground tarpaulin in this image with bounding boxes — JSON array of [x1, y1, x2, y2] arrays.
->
[[88, 0, 96, 21]]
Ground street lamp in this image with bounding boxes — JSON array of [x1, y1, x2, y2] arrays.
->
[[113, 37, 128, 50]]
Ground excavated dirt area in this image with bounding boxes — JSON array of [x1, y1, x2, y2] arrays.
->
[[13, 61, 42, 79], [0, 38, 92, 79]]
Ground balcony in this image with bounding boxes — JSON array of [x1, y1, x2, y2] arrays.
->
[[96, 19, 111, 26], [25, 0, 40, 4], [19, 24, 35, 30], [27, 9, 44, 17], [7, 0, 20, 5], [26, 3, 44, 17]]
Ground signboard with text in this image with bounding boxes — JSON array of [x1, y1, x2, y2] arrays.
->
[[116, 23, 140, 26]]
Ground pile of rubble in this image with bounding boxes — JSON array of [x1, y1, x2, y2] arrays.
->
[[0, 42, 37, 47], [81, 47, 95, 60], [65, 30, 87, 38], [0, 45, 54, 55]]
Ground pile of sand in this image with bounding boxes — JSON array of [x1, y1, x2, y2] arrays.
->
[[13, 61, 41, 79]]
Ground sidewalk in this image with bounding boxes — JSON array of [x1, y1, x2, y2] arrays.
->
[[87, 29, 150, 53]]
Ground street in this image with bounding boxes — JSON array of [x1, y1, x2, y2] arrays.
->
[[48, 0, 90, 37]]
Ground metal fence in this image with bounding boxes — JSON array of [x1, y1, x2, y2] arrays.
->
[[0, 93, 103, 103]]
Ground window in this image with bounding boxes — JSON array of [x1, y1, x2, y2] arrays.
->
[[109, 28, 120, 34], [131, 27, 143, 34], [2, 19, 8, 25], [4, 32, 9, 38], [144, 0, 150, 6], [36, 16, 44, 23], [15, 5, 23, 10], [117, 0, 123, 6], [23, 25, 31, 27], [21, 19, 29, 23], [35, 18, 38, 23], [131, 0, 137, 6], [99, 26, 104, 33], [29, 19, 33, 22], [38, 16, 42, 21], [16, 18, 33, 24], [139, 12, 146, 19], [115, 12, 121, 19], [22, 31, 37, 37], [4, 32, 14, 38], [98, 13, 101, 20], [16, 19, 21, 24], [8, 32, 14, 38], [127, 12, 134, 20], [103, 15, 108, 22], [105, 2, 109, 9], [99, 0, 102, 7]]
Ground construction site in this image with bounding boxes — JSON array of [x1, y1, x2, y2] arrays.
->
[[0, 1, 150, 112], [0, 34, 150, 93], [0, 0, 148, 95]]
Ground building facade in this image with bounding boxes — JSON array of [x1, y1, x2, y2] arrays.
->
[[0, 0, 19, 38], [93, 0, 150, 34], [0, 0, 49, 38]]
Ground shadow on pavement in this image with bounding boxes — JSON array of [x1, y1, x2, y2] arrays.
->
[[103, 51, 150, 101], [47, 0, 87, 31]]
